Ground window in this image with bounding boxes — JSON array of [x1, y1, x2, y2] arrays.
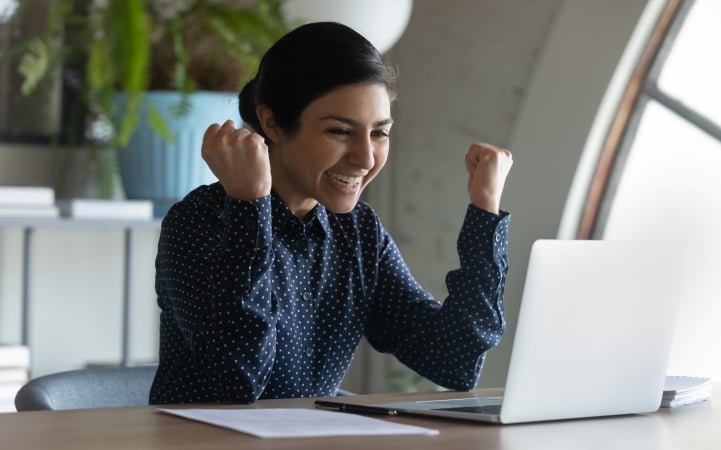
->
[[579, 0, 721, 379]]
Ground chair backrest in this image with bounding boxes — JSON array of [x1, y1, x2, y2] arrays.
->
[[14, 365, 157, 411]]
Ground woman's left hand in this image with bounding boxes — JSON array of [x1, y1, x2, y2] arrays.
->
[[465, 142, 513, 215]]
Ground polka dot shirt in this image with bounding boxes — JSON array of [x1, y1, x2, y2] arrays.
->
[[149, 183, 511, 404]]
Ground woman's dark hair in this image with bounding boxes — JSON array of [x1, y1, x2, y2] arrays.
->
[[239, 22, 398, 140]]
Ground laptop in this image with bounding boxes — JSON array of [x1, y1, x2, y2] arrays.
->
[[319, 239, 686, 424]]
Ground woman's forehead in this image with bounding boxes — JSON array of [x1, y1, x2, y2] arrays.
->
[[303, 83, 392, 122]]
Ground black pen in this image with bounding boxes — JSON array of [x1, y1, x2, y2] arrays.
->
[[314, 400, 399, 416]]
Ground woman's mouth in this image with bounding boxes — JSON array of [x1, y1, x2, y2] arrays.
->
[[326, 171, 363, 187]]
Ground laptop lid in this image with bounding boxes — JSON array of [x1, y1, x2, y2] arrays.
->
[[365, 239, 686, 424]]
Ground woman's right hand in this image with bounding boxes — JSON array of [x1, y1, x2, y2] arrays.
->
[[201, 120, 272, 201]]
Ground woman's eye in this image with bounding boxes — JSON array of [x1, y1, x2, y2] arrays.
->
[[326, 128, 389, 138]]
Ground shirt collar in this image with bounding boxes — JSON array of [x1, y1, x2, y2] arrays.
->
[[270, 191, 329, 238]]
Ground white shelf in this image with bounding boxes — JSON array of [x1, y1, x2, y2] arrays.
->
[[0, 219, 162, 372]]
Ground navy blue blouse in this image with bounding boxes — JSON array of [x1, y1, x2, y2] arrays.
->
[[150, 183, 510, 404]]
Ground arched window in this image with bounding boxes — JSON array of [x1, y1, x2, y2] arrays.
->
[[578, 0, 721, 379]]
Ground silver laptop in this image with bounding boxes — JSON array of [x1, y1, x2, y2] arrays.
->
[[367, 239, 686, 424]]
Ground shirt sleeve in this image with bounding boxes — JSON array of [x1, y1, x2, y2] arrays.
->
[[364, 205, 511, 391], [155, 193, 278, 403]]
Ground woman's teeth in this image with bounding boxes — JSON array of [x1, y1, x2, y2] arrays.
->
[[328, 172, 362, 186]]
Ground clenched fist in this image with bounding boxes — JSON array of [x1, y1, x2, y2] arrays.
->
[[465, 142, 513, 215], [201, 120, 272, 201]]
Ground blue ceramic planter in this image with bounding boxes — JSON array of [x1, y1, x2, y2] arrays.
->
[[116, 91, 240, 217]]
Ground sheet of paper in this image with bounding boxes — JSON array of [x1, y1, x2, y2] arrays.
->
[[158, 408, 439, 438]]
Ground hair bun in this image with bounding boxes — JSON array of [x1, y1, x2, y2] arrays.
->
[[238, 78, 262, 134]]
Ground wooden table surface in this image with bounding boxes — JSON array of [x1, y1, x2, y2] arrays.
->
[[1, 387, 718, 450]]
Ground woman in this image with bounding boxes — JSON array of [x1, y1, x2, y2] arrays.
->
[[150, 22, 513, 404]]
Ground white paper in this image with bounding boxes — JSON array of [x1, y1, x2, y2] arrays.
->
[[158, 407, 439, 438]]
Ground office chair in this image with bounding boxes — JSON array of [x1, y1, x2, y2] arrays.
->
[[15, 364, 354, 411], [14, 365, 157, 411]]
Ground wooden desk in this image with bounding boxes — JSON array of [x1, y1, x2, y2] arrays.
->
[[1, 387, 718, 450]]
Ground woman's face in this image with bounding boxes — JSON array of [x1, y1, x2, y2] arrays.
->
[[269, 82, 393, 217]]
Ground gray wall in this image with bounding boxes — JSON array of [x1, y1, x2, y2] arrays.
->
[[0, 0, 655, 388], [364, 0, 654, 390]]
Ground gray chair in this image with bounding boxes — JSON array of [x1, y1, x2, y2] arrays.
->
[[14, 365, 157, 411], [15, 364, 354, 411]]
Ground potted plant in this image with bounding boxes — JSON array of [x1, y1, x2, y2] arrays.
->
[[9, 0, 288, 208]]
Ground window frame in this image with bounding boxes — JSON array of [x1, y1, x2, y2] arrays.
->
[[575, 0, 698, 239]]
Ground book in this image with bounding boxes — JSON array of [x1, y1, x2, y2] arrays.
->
[[0, 205, 60, 219], [0, 381, 24, 413], [661, 376, 714, 408], [0, 186, 55, 206], [57, 198, 154, 220], [0, 368, 29, 384], [0, 345, 31, 369], [0, 397, 17, 413], [0, 346, 30, 413]]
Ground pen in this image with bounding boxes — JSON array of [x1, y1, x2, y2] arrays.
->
[[314, 400, 399, 416]]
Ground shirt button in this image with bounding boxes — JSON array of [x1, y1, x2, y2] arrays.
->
[[305, 347, 314, 357], [494, 232, 502, 243], [302, 291, 312, 302], [294, 240, 306, 250]]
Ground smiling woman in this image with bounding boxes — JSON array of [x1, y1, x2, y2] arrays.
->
[[255, 83, 393, 217], [150, 21, 513, 405]]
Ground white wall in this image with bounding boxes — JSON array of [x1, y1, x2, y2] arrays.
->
[[490, 0, 655, 388], [368, 0, 653, 390]]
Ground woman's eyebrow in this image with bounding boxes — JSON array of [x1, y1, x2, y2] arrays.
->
[[320, 115, 394, 127]]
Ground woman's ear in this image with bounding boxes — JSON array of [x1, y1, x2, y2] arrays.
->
[[256, 105, 282, 144]]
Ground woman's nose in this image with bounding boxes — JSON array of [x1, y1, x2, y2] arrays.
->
[[348, 137, 375, 169]]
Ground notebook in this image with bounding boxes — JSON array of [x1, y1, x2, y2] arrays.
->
[[320, 239, 687, 424]]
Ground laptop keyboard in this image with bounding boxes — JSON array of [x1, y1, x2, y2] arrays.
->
[[436, 404, 502, 415]]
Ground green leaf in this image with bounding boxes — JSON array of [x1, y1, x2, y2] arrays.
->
[[169, 20, 194, 93], [104, 0, 151, 147], [169, 94, 192, 118], [146, 103, 176, 147], [17, 38, 49, 95]]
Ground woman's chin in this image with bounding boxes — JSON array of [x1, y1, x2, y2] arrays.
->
[[319, 181, 364, 213], [320, 196, 360, 214]]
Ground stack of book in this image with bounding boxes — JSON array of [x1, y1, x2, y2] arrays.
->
[[0, 186, 155, 220], [57, 198, 154, 220], [0, 186, 59, 219], [0, 345, 30, 413], [662, 375, 714, 408]]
